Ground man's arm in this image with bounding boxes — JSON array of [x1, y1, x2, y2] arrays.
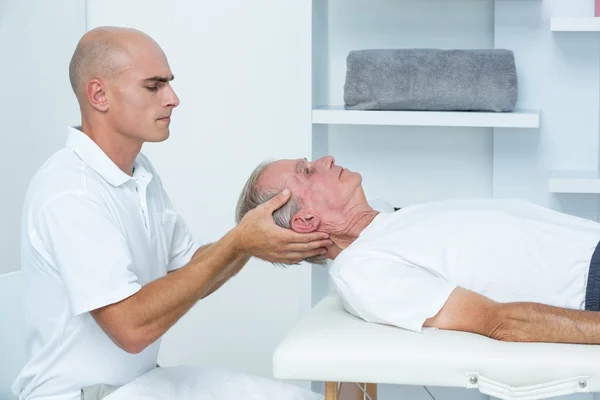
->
[[91, 189, 331, 354], [424, 287, 600, 344], [91, 230, 245, 354], [490, 301, 600, 344], [186, 243, 250, 298]]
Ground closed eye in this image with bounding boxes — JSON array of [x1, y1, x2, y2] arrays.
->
[[296, 159, 314, 177], [145, 81, 168, 92]]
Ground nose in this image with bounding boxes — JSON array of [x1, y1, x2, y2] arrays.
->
[[321, 155, 335, 169], [163, 84, 180, 108]]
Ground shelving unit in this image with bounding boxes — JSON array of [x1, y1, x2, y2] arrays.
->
[[548, 171, 600, 194], [547, 15, 600, 196], [312, 106, 540, 129], [551, 17, 600, 32]]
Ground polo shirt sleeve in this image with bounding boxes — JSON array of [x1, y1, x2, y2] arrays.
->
[[330, 259, 457, 333], [35, 193, 141, 316], [160, 191, 204, 272], [160, 208, 204, 272]]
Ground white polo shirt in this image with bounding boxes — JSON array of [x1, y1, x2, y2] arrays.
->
[[13, 127, 203, 400], [330, 198, 600, 333]]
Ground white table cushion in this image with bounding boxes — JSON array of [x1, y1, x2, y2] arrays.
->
[[273, 294, 600, 400]]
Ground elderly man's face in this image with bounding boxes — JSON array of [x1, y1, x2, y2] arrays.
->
[[257, 156, 365, 232]]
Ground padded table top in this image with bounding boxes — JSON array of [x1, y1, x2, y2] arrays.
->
[[273, 295, 600, 398]]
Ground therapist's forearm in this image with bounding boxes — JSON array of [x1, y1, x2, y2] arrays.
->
[[92, 227, 246, 353], [199, 249, 250, 299], [489, 302, 600, 344], [189, 242, 250, 298]]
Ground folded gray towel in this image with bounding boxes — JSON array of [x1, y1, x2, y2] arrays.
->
[[343, 49, 518, 112]]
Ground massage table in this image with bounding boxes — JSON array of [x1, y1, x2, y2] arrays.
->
[[273, 294, 600, 400]]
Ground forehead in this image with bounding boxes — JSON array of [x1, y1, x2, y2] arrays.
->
[[257, 159, 300, 190], [121, 40, 172, 78]]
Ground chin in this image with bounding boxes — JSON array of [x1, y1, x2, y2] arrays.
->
[[159, 130, 171, 141], [147, 129, 171, 143]]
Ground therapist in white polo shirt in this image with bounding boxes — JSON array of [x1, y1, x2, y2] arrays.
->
[[12, 26, 331, 400]]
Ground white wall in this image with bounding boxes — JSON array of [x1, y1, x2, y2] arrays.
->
[[86, 0, 313, 380], [0, 0, 85, 275]]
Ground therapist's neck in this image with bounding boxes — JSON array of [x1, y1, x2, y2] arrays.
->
[[81, 116, 143, 176], [323, 208, 379, 259]]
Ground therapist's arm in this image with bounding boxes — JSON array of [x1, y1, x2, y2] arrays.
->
[[91, 190, 331, 354], [91, 232, 249, 354], [424, 287, 600, 344], [188, 243, 249, 298]]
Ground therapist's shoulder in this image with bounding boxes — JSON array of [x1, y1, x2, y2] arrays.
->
[[24, 148, 107, 215]]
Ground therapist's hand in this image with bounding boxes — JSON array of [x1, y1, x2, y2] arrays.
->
[[235, 189, 332, 264]]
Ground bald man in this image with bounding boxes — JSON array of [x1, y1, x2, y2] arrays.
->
[[13, 27, 329, 400]]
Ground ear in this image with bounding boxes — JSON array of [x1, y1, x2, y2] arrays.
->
[[291, 211, 321, 233], [87, 79, 109, 112]]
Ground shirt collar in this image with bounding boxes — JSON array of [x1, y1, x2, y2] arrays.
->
[[66, 126, 134, 187]]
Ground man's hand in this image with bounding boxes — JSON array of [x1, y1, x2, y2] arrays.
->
[[235, 189, 332, 264]]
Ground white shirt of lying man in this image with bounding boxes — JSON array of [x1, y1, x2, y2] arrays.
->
[[14, 126, 202, 400]]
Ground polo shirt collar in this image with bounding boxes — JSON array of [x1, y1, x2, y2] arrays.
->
[[66, 126, 135, 187]]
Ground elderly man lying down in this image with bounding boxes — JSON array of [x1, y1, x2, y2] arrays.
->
[[236, 156, 600, 344]]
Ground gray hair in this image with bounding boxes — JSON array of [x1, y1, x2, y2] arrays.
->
[[235, 160, 327, 266]]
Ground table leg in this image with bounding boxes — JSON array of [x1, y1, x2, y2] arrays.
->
[[325, 382, 339, 400]]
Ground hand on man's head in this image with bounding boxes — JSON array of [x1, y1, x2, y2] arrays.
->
[[236, 189, 333, 265]]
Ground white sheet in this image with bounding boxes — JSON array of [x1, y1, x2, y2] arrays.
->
[[273, 294, 600, 400], [104, 365, 323, 400]]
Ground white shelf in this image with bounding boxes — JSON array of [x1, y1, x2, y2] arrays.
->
[[551, 17, 600, 32], [548, 171, 600, 193], [312, 106, 540, 129]]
